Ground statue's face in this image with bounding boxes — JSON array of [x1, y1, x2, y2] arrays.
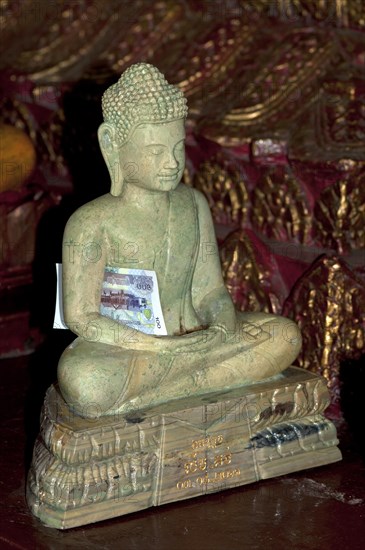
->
[[119, 119, 185, 192]]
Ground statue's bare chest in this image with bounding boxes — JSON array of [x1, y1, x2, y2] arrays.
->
[[104, 209, 169, 270]]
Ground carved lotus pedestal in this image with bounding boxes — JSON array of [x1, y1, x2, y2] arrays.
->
[[27, 367, 341, 529]]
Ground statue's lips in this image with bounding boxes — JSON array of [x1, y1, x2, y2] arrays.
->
[[158, 173, 179, 179]]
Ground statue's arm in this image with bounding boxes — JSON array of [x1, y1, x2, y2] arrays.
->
[[62, 209, 146, 349], [62, 206, 181, 352], [62, 209, 122, 346], [191, 190, 236, 332]]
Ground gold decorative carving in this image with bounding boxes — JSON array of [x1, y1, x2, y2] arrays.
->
[[251, 166, 311, 244], [314, 166, 365, 253], [192, 154, 249, 226], [176, 18, 259, 121], [283, 256, 365, 391], [237, 0, 365, 29], [220, 230, 279, 313], [314, 77, 365, 159], [199, 29, 334, 145], [1, 1, 364, 162]]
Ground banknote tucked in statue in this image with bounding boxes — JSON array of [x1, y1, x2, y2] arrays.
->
[[27, 63, 341, 529]]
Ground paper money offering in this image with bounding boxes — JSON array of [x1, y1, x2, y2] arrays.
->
[[100, 267, 167, 336]]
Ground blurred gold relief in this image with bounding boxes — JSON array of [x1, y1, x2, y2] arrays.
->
[[220, 230, 278, 314], [251, 167, 312, 244], [283, 256, 365, 396], [314, 169, 365, 254], [193, 155, 250, 227]]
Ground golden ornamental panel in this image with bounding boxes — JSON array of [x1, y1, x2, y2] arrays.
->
[[100, 2, 185, 82], [314, 165, 365, 253], [235, 0, 365, 29], [192, 154, 250, 227], [283, 256, 365, 395], [314, 77, 365, 160], [198, 28, 335, 145], [251, 166, 312, 244], [220, 230, 281, 314]]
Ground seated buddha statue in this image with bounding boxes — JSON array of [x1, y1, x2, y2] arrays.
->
[[58, 63, 302, 418]]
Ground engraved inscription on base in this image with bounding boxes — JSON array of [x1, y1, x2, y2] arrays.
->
[[176, 435, 241, 492]]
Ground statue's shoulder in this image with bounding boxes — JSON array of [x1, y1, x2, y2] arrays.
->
[[64, 194, 113, 236], [183, 186, 212, 219], [174, 185, 212, 224], [176, 184, 209, 209]]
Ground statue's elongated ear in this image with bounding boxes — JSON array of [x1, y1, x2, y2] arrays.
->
[[97, 122, 123, 197]]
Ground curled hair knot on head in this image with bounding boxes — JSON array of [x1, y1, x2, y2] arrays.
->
[[102, 63, 188, 146]]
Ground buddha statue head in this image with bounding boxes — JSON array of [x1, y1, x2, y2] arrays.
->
[[98, 63, 188, 196]]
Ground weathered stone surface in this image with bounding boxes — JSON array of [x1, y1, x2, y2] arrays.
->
[[27, 367, 341, 529]]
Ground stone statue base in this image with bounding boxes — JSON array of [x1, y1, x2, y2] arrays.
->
[[27, 367, 341, 529]]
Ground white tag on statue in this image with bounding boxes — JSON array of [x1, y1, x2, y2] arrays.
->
[[100, 267, 167, 336], [53, 263, 68, 329]]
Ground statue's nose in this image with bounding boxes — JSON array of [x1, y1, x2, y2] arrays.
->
[[164, 151, 179, 170]]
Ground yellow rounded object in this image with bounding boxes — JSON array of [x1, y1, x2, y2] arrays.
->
[[0, 124, 37, 193]]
